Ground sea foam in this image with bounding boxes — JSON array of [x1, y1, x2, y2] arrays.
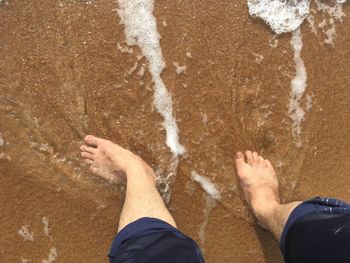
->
[[289, 28, 307, 145], [191, 171, 221, 200], [198, 195, 216, 248], [18, 225, 34, 242], [248, 0, 348, 36], [42, 247, 58, 263], [248, 0, 310, 34], [42, 216, 53, 241], [0, 133, 4, 147], [191, 171, 220, 247], [315, 0, 347, 45], [117, 0, 186, 156]]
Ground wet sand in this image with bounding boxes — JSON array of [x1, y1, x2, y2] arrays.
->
[[0, 0, 349, 262]]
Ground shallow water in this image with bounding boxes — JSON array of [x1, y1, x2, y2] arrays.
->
[[1, 0, 350, 262]]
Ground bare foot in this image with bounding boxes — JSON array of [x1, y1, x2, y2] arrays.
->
[[80, 135, 155, 184], [235, 151, 280, 228]]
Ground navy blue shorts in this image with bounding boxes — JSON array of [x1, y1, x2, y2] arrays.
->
[[108, 217, 205, 263], [109, 197, 350, 263], [281, 197, 350, 263]]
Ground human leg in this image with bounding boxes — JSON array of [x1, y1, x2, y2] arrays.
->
[[234, 151, 301, 241], [235, 151, 350, 263], [80, 135, 176, 231], [80, 135, 205, 263], [117, 160, 177, 231]]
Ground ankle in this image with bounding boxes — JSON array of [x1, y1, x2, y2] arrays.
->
[[252, 201, 280, 229], [125, 159, 156, 185]]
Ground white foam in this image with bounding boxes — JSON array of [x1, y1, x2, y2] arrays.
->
[[42, 217, 53, 241], [18, 225, 34, 242], [315, 0, 346, 46], [0, 152, 10, 160], [96, 200, 107, 209], [39, 143, 49, 152], [316, 0, 346, 20], [306, 13, 317, 35], [127, 61, 139, 75], [191, 171, 221, 200], [324, 26, 337, 45], [117, 42, 133, 53], [198, 195, 216, 247], [117, 0, 186, 156], [252, 52, 264, 64], [248, 0, 348, 39], [172, 62, 187, 75], [156, 155, 180, 203], [185, 180, 195, 195], [201, 112, 208, 125], [42, 247, 58, 263], [305, 94, 313, 112], [138, 64, 146, 77], [0, 133, 4, 147], [247, 0, 310, 34], [269, 35, 279, 48], [289, 28, 307, 144], [20, 258, 30, 263]]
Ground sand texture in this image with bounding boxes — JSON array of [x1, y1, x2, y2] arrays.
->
[[0, 0, 349, 262]]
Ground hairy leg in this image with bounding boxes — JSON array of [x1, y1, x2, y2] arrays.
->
[[235, 151, 301, 241], [80, 135, 176, 232], [118, 160, 176, 231]]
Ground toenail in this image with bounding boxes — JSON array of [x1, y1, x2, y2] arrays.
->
[[85, 135, 94, 143], [236, 152, 243, 159]]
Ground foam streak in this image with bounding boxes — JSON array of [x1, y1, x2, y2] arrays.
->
[[289, 28, 307, 145], [117, 0, 185, 156], [199, 195, 217, 248], [191, 171, 221, 200]]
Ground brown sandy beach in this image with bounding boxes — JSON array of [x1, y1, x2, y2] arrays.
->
[[0, 0, 350, 262]]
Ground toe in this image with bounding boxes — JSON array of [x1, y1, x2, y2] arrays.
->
[[81, 151, 94, 160], [235, 152, 250, 181], [265, 159, 273, 169], [85, 159, 93, 164], [235, 152, 246, 169], [258, 156, 264, 164], [245, 151, 254, 164], [80, 145, 96, 154], [89, 166, 97, 174], [85, 135, 101, 147], [252, 152, 259, 163]]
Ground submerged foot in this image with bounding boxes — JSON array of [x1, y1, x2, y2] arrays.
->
[[235, 151, 280, 228], [80, 135, 154, 183]]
